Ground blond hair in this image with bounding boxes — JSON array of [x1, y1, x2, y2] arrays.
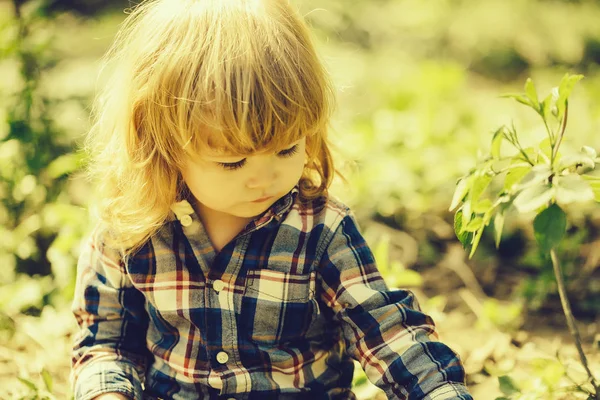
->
[[86, 0, 336, 255]]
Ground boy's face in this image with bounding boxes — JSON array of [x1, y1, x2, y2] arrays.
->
[[181, 136, 306, 220]]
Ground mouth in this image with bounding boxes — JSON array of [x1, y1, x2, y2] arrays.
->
[[251, 196, 274, 203]]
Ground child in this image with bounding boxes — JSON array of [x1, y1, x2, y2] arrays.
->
[[71, 0, 473, 399]]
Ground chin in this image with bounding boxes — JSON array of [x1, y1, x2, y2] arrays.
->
[[238, 202, 275, 217]]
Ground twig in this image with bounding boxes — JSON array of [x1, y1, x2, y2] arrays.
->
[[557, 350, 595, 396], [552, 102, 569, 164], [550, 248, 599, 396]]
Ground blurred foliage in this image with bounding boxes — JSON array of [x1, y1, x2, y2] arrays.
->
[[1, 0, 600, 398], [0, 0, 90, 318], [298, 0, 600, 317]]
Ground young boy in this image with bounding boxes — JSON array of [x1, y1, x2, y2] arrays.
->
[[71, 0, 473, 399]]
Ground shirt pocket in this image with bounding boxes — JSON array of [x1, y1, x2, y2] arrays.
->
[[241, 269, 319, 345]]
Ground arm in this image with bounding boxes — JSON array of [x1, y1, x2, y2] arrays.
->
[[71, 228, 150, 400], [319, 212, 472, 400]]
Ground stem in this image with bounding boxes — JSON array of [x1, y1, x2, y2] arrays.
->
[[517, 148, 535, 166], [545, 120, 555, 143], [540, 112, 555, 144], [552, 102, 569, 165], [550, 249, 599, 396], [504, 124, 536, 166]]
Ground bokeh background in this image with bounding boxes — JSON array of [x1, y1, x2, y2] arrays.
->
[[1, 0, 599, 398]]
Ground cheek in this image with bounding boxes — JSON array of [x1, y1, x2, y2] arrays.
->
[[275, 158, 304, 188], [182, 166, 228, 197], [201, 174, 246, 203]]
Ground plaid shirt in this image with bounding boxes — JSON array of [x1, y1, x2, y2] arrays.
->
[[71, 187, 472, 400]]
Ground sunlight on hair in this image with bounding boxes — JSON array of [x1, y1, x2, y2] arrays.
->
[[85, 0, 337, 254]]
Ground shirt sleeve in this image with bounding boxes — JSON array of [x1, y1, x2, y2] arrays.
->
[[318, 212, 473, 400], [71, 228, 150, 400]]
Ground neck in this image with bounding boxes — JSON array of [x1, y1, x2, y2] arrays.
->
[[191, 201, 253, 252]]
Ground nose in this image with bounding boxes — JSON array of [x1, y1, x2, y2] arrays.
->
[[246, 157, 277, 190]]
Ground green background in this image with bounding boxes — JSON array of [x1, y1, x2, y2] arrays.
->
[[1, 0, 599, 398]]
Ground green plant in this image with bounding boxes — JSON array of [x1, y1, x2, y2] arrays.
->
[[16, 369, 58, 400], [450, 73, 599, 398], [1, 0, 88, 309]]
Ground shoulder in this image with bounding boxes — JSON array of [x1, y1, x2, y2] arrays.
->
[[82, 223, 136, 268], [76, 223, 134, 288]]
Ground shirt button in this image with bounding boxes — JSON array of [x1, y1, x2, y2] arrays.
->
[[180, 215, 193, 227], [216, 351, 229, 364], [213, 279, 225, 293]]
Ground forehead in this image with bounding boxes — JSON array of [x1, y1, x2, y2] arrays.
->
[[189, 124, 303, 157]]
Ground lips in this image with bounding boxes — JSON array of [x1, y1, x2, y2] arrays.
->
[[251, 196, 273, 203]]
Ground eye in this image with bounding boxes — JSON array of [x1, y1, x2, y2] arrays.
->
[[217, 159, 246, 171], [278, 144, 298, 158]]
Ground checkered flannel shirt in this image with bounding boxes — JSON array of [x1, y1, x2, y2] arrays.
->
[[71, 187, 472, 400]]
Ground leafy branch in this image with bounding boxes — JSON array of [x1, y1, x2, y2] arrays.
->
[[450, 73, 599, 398]]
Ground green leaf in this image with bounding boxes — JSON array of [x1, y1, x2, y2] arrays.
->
[[41, 368, 53, 392], [450, 177, 470, 211], [473, 199, 493, 214], [557, 74, 584, 120], [469, 225, 485, 259], [498, 375, 521, 395], [558, 74, 584, 105], [352, 373, 368, 387], [391, 269, 424, 288], [454, 210, 473, 249], [504, 165, 532, 191], [494, 212, 504, 248], [582, 175, 600, 202], [501, 93, 533, 108], [540, 93, 554, 121], [581, 145, 597, 159], [539, 138, 553, 162], [462, 200, 473, 227], [523, 147, 538, 161], [518, 164, 552, 188], [531, 358, 566, 388], [18, 377, 38, 392], [46, 152, 84, 179], [533, 204, 566, 253], [550, 87, 560, 117], [554, 174, 595, 204], [524, 78, 539, 110], [513, 182, 554, 213], [491, 158, 511, 173], [557, 154, 595, 172], [470, 174, 492, 203], [464, 217, 483, 232], [483, 298, 523, 330], [373, 235, 390, 272], [491, 128, 504, 159]]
